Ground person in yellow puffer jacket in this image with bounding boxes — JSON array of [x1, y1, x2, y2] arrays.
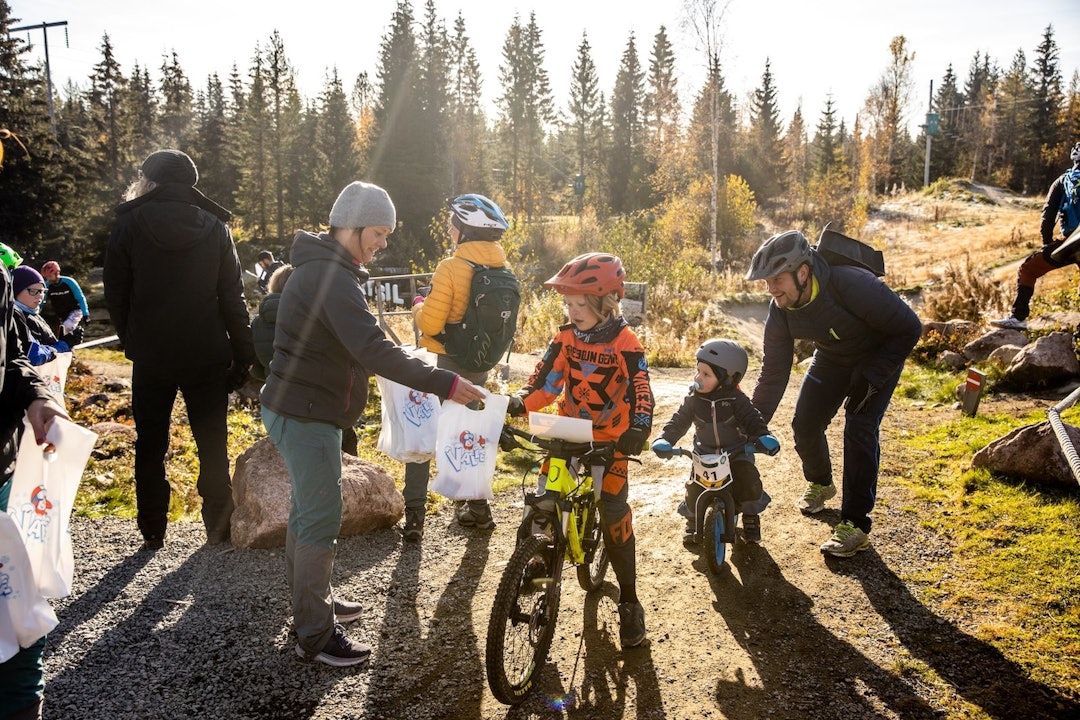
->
[[403, 194, 511, 541]]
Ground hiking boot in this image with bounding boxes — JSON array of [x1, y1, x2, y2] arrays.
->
[[296, 623, 371, 668], [333, 599, 363, 624], [455, 500, 495, 530], [820, 520, 871, 558], [798, 482, 837, 514], [402, 507, 425, 543], [618, 602, 647, 648], [990, 316, 1027, 330], [741, 514, 761, 544]]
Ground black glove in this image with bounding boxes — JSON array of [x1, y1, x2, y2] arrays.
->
[[845, 375, 878, 415], [616, 427, 649, 456], [60, 326, 84, 347], [507, 395, 526, 418], [226, 361, 251, 392]]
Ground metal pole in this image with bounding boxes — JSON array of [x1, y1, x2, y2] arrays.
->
[[923, 80, 933, 188], [11, 21, 69, 134]]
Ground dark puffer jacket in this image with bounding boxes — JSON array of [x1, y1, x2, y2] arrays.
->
[[260, 230, 458, 429], [659, 386, 770, 456], [751, 253, 922, 423], [104, 183, 254, 370]]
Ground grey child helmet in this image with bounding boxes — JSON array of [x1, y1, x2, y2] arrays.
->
[[695, 338, 748, 389], [745, 230, 813, 281]]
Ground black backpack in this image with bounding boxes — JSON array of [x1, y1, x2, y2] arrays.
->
[[815, 226, 885, 277], [442, 259, 521, 373]]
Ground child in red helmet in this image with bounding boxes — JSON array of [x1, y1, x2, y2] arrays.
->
[[508, 252, 654, 648]]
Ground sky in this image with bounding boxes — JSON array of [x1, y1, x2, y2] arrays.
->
[[10, 0, 1080, 137]]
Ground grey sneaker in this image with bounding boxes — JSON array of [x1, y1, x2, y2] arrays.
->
[[618, 602, 647, 648], [333, 599, 362, 624], [296, 623, 371, 668], [820, 520, 870, 557], [799, 482, 837, 514], [402, 507, 425, 543], [455, 500, 495, 530], [990, 316, 1027, 330]]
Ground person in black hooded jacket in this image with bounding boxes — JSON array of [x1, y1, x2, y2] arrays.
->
[[104, 149, 255, 550]]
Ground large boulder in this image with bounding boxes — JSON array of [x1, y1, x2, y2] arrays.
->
[[961, 328, 1029, 362], [971, 421, 1080, 490], [230, 437, 404, 549], [1001, 331, 1080, 390]]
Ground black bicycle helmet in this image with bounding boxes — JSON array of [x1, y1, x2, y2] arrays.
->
[[746, 230, 813, 281], [695, 338, 748, 389]]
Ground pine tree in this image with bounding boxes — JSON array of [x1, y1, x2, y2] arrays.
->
[[929, 64, 964, 180], [644, 26, 680, 197], [191, 73, 237, 209], [159, 50, 193, 149], [811, 95, 842, 179], [413, 0, 452, 257], [743, 58, 786, 203], [314, 69, 362, 229], [783, 103, 807, 213], [567, 32, 601, 212], [960, 51, 999, 182], [372, 0, 428, 263], [608, 33, 646, 214], [1030, 24, 1065, 189], [236, 46, 272, 242], [0, 0, 70, 263], [446, 12, 487, 196], [264, 31, 302, 245], [994, 50, 1036, 191]]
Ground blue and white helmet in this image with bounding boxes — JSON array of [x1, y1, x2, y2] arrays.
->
[[1071, 142, 1080, 165], [447, 194, 509, 240]]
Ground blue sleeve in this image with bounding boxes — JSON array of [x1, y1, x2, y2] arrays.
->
[[65, 277, 90, 317], [26, 339, 57, 366]]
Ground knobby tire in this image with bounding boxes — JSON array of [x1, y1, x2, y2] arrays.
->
[[485, 534, 562, 705]]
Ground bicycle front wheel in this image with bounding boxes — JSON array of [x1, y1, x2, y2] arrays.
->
[[703, 504, 727, 575], [576, 500, 610, 591], [486, 535, 562, 705]]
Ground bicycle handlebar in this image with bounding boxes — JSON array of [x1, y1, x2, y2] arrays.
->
[[499, 424, 618, 463]]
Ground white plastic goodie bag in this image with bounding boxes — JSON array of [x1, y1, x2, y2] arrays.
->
[[431, 393, 509, 500]]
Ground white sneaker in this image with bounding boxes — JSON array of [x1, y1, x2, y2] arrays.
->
[[990, 316, 1027, 330]]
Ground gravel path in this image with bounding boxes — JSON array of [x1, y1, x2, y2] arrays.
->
[[40, 367, 1080, 720]]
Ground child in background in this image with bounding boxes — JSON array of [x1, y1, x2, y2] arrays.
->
[[650, 339, 779, 544], [508, 252, 654, 648]]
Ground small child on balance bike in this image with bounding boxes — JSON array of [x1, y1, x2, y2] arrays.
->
[[651, 339, 779, 544]]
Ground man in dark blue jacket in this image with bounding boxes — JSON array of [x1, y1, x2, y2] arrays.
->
[[104, 149, 255, 550], [747, 230, 921, 557]]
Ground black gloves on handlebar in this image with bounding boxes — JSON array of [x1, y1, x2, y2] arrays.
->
[[616, 427, 649, 456], [507, 395, 526, 418], [845, 375, 878, 415]]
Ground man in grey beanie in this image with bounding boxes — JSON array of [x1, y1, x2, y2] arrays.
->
[[260, 180, 484, 668]]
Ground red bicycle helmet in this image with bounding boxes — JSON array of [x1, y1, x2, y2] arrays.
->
[[544, 252, 626, 298]]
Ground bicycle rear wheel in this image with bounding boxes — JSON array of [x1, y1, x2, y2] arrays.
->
[[485, 535, 562, 705], [576, 500, 610, 591], [703, 504, 727, 575]]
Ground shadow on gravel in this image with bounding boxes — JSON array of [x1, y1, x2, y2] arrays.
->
[[46, 543, 350, 719], [362, 529, 491, 719], [508, 583, 663, 719], [707, 543, 939, 719], [828, 549, 1080, 720]]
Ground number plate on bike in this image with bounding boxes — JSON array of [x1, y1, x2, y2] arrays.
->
[[693, 452, 732, 488]]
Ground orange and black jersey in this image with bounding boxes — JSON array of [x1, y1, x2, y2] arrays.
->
[[520, 318, 653, 442]]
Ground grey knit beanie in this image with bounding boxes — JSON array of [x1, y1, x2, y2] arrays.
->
[[141, 149, 199, 186], [329, 181, 396, 229]]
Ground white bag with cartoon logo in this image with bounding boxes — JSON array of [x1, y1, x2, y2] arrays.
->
[[8, 416, 97, 598], [0, 512, 59, 662], [431, 393, 509, 501], [375, 348, 442, 463]]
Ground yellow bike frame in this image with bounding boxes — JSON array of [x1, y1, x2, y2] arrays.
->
[[543, 456, 598, 566]]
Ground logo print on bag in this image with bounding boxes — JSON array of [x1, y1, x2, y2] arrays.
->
[[0, 562, 11, 598], [403, 391, 436, 428], [31, 485, 53, 516], [442, 430, 488, 471]]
